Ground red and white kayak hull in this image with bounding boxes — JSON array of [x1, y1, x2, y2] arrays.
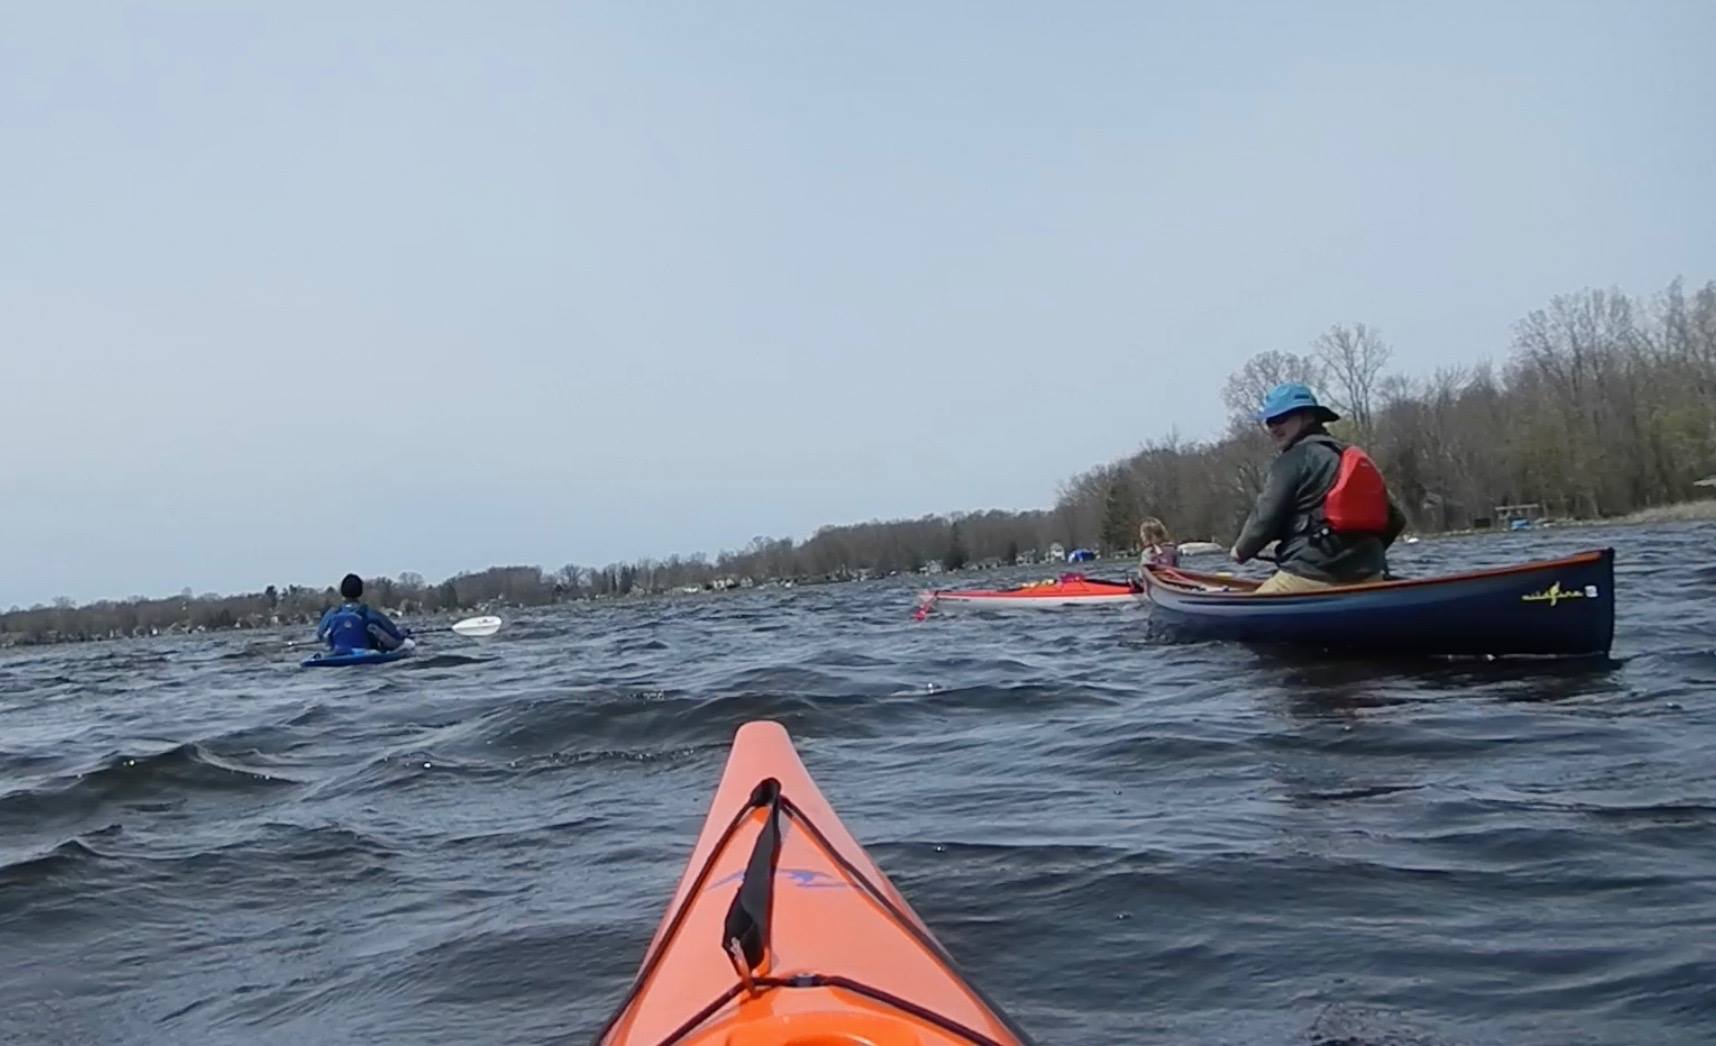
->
[[918, 574, 1144, 612]]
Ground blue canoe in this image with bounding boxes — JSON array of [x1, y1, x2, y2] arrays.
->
[[1141, 547, 1614, 658], [301, 643, 415, 668]]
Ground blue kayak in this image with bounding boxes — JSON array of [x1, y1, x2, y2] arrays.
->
[[301, 642, 416, 668]]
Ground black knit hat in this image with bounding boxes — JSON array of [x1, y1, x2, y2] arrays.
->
[[340, 574, 363, 599]]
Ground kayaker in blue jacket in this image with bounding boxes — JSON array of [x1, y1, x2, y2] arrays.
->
[[316, 574, 409, 652], [1231, 384, 1406, 593]]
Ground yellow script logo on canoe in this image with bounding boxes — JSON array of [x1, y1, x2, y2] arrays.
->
[[1521, 581, 1601, 607]]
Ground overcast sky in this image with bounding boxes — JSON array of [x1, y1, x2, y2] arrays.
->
[[3, 1, 1713, 605]]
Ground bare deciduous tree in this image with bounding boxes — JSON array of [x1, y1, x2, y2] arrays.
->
[[1221, 350, 1327, 421], [1313, 323, 1392, 437]]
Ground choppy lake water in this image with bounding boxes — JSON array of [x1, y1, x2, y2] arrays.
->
[[3, 522, 1713, 1044]]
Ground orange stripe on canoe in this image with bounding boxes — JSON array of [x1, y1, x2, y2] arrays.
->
[[596, 721, 1031, 1045]]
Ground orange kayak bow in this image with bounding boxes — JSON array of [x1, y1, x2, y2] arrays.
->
[[595, 721, 1032, 1045]]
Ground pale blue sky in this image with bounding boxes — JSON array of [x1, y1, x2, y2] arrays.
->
[[3, 2, 1713, 604]]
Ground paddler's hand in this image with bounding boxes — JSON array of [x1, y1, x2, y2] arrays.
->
[[1229, 545, 1245, 564]]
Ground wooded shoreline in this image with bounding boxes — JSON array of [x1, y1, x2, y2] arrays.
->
[[7, 276, 1713, 648]]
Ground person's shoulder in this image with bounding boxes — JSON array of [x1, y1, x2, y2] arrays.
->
[[1290, 435, 1342, 459], [1273, 438, 1334, 482]]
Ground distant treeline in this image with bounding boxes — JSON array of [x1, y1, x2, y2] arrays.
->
[[1060, 276, 1716, 553], [5, 277, 1713, 647], [0, 568, 560, 647]]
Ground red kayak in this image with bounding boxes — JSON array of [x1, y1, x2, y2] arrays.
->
[[916, 573, 1142, 616]]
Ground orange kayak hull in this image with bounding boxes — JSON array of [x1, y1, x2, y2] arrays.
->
[[597, 721, 1028, 1045], [922, 573, 1141, 610]]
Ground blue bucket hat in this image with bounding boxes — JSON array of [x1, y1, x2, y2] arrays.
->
[[1257, 382, 1341, 424]]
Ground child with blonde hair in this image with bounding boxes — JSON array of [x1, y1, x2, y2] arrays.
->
[[1139, 517, 1178, 570]]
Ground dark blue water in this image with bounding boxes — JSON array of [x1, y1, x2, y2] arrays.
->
[[3, 523, 1713, 1045]]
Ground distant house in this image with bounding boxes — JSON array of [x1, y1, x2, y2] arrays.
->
[[1016, 549, 1038, 565], [1046, 542, 1066, 562], [922, 560, 944, 575], [1696, 476, 1716, 491], [1494, 503, 1544, 521]]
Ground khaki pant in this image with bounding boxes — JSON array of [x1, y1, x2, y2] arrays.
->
[[1252, 570, 1380, 594]]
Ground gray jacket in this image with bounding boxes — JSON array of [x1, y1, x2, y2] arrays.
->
[[1234, 431, 1407, 583]]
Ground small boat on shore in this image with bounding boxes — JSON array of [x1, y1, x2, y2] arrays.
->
[[1175, 541, 1226, 557], [1140, 548, 1615, 657]]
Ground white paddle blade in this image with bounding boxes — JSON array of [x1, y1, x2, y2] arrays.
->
[[450, 615, 503, 638]]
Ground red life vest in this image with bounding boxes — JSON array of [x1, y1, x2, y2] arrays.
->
[[1323, 443, 1391, 534]]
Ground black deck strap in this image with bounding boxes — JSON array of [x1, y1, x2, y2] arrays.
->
[[592, 780, 1039, 1046], [777, 975, 1015, 1046], [588, 781, 775, 1045], [640, 983, 745, 1046], [776, 795, 1037, 1045], [723, 778, 784, 971], [647, 973, 1019, 1046]]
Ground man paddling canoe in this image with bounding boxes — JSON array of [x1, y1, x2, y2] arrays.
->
[[316, 574, 411, 652], [1230, 383, 1407, 593]]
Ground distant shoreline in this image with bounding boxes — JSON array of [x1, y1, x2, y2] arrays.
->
[[1411, 498, 1716, 540], [4, 501, 1711, 651], [12, 274, 1713, 649]]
